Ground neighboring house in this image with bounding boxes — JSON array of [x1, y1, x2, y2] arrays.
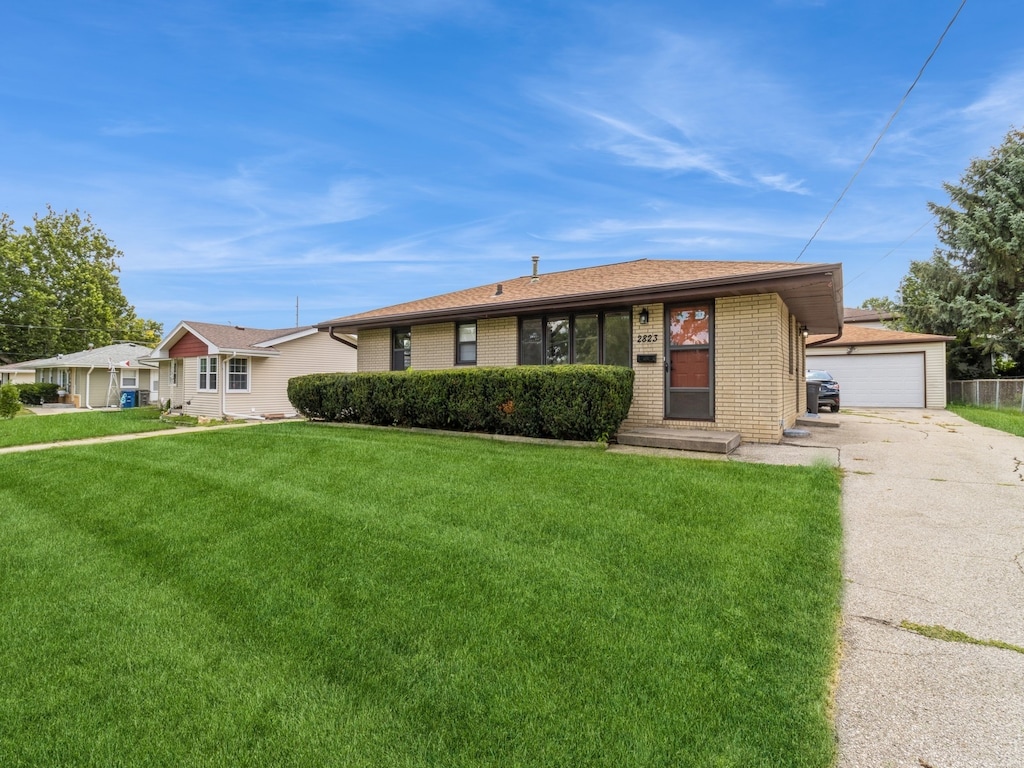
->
[[843, 306, 899, 329], [0, 358, 43, 386], [807, 325, 953, 408], [28, 343, 157, 408], [316, 258, 844, 443], [145, 321, 357, 419]]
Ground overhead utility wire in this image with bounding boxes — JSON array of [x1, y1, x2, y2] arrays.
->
[[795, 0, 968, 261]]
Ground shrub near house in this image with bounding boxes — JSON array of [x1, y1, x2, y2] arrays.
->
[[288, 365, 635, 442]]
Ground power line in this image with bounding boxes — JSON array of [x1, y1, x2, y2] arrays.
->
[[795, 0, 968, 262]]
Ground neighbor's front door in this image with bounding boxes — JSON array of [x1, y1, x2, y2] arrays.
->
[[665, 303, 713, 420]]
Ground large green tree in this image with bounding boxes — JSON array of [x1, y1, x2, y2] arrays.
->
[[0, 208, 161, 362], [894, 128, 1024, 378]]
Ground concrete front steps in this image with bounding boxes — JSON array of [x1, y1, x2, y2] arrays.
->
[[614, 427, 742, 455]]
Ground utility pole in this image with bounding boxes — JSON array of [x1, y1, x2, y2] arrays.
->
[[295, 296, 300, 327]]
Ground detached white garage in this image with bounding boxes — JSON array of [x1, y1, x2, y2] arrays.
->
[[807, 326, 953, 409]]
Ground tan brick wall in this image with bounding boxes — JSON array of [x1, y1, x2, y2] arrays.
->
[[622, 295, 790, 443], [358, 328, 390, 372], [478, 317, 518, 367], [410, 323, 454, 370]]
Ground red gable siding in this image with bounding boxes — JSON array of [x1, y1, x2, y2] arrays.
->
[[169, 332, 210, 358]]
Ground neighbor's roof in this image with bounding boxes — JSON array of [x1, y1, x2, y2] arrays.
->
[[29, 343, 156, 369], [0, 356, 50, 372], [808, 325, 954, 347], [148, 320, 357, 359], [844, 307, 899, 323], [318, 258, 845, 334]]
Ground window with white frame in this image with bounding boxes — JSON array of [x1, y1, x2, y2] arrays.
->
[[198, 356, 218, 392], [227, 357, 249, 392], [121, 368, 137, 388], [170, 360, 178, 386]]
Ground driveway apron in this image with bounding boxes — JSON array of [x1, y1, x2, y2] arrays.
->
[[832, 409, 1024, 767]]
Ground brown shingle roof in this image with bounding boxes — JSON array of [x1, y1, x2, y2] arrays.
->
[[319, 258, 844, 331], [183, 321, 314, 350], [809, 325, 954, 347]]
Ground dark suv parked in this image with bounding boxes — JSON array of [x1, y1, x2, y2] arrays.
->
[[806, 369, 840, 412]]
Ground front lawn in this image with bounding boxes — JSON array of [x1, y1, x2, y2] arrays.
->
[[0, 424, 842, 767], [0, 406, 172, 448], [948, 403, 1024, 438]]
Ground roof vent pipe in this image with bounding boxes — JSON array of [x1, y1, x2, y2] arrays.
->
[[495, 283, 503, 296], [531, 255, 539, 282]]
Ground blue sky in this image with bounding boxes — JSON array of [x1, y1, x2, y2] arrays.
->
[[2, 0, 1022, 334]]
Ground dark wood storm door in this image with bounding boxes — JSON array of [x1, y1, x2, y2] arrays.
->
[[665, 303, 713, 420]]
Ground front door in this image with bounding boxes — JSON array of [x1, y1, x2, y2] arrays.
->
[[665, 303, 713, 420]]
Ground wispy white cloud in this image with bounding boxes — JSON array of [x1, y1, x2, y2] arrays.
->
[[532, 28, 831, 195]]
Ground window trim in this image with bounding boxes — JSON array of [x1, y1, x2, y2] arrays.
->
[[455, 321, 477, 366], [197, 356, 218, 392], [517, 308, 632, 366], [120, 369, 137, 389], [226, 356, 250, 393]]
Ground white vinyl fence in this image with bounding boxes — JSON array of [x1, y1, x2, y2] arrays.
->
[[947, 378, 1024, 410]]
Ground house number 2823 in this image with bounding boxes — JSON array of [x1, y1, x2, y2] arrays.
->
[[636, 333, 659, 343]]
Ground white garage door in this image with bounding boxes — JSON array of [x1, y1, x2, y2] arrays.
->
[[808, 352, 925, 408]]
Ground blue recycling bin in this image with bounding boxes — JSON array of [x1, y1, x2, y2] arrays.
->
[[120, 390, 137, 408]]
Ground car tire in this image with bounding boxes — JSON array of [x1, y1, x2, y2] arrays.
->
[[831, 404, 840, 413]]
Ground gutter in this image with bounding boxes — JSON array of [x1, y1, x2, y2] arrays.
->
[[328, 327, 358, 348]]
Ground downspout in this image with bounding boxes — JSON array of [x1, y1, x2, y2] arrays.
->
[[328, 326, 357, 349], [220, 351, 266, 421], [85, 366, 95, 409]]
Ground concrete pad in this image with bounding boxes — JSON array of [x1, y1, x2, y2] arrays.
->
[[830, 409, 1024, 767], [615, 427, 741, 454]]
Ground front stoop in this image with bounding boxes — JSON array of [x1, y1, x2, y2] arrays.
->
[[615, 427, 742, 455]]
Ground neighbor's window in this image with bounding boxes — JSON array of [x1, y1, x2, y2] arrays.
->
[[198, 356, 218, 391], [227, 357, 249, 392], [518, 310, 631, 366], [170, 360, 178, 385], [392, 327, 411, 371], [456, 322, 477, 365], [121, 368, 137, 388]]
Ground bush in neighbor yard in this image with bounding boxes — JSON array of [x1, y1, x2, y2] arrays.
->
[[0, 384, 20, 419], [288, 365, 636, 441], [14, 382, 60, 405]]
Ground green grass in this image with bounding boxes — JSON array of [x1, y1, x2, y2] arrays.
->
[[901, 621, 1024, 655], [0, 424, 842, 767], [948, 403, 1024, 437], [0, 406, 172, 447]]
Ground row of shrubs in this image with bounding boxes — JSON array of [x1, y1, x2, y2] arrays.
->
[[13, 382, 61, 404], [288, 365, 635, 442]]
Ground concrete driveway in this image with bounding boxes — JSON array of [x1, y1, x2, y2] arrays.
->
[[797, 409, 1024, 767]]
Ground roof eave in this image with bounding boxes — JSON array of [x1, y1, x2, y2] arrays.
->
[[319, 263, 844, 334]]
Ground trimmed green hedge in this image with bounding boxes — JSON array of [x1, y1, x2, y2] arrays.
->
[[14, 382, 61, 405], [288, 366, 635, 442]]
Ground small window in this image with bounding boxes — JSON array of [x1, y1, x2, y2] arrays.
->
[[198, 356, 218, 391], [456, 322, 477, 365], [121, 369, 137, 388], [227, 357, 249, 392], [170, 360, 178, 386], [392, 328, 411, 371]]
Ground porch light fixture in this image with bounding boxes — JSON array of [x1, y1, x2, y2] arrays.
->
[[800, 325, 809, 338], [639, 308, 650, 325]]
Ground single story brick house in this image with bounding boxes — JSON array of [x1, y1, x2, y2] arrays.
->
[[28, 343, 157, 408], [317, 258, 844, 443], [145, 321, 357, 419]]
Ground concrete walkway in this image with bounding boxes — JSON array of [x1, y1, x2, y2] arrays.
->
[[794, 409, 1024, 768]]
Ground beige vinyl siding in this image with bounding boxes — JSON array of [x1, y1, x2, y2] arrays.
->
[[182, 333, 358, 421]]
